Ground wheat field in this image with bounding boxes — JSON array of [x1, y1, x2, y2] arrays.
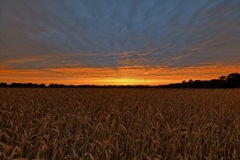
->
[[0, 88, 240, 159]]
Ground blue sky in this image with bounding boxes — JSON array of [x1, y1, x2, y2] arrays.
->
[[0, 0, 240, 84]]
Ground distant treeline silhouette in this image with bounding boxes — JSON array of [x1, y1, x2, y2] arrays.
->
[[1, 73, 240, 88], [161, 73, 240, 88]]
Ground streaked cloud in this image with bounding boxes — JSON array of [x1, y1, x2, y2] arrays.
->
[[1, 65, 240, 85], [0, 0, 240, 84]]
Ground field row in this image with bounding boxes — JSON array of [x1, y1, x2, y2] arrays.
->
[[1, 88, 240, 159]]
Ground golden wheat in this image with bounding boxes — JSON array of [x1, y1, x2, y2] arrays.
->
[[0, 88, 240, 159]]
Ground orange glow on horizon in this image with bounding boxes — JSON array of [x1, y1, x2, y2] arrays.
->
[[1, 65, 240, 85], [94, 77, 165, 85]]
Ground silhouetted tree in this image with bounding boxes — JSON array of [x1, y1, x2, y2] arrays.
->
[[48, 84, 56, 88], [219, 76, 226, 81], [188, 79, 193, 83], [209, 79, 221, 88], [226, 73, 240, 88], [10, 83, 18, 87], [192, 80, 202, 88], [181, 80, 188, 88], [218, 76, 227, 87], [0, 82, 7, 87], [39, 83, 46, 88]]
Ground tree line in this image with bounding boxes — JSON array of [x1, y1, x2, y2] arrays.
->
[[1, 73, 240, 88], [160, 73, 240, 88]]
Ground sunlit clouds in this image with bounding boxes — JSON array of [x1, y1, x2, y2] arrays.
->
[[1, 0, 240, 85], [1, 65, 240, 85]]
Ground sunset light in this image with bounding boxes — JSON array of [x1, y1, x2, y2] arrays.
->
[[95, 77, 159, 86], [1, 65, 240, 85], [0, 0, 240, 85], [1, 1, 240, 159]]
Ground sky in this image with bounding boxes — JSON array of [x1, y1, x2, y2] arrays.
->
[[1, 0, 240, 85]]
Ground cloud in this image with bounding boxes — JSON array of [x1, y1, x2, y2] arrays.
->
[[0, 0, 240, 74], [1, 64, 240, 85]]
